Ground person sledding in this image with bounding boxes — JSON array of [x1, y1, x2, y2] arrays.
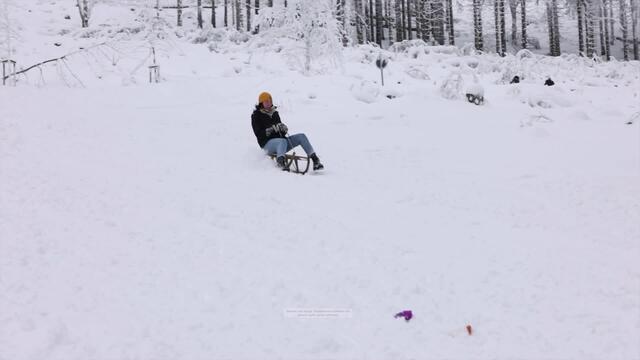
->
[[251, 92, 324, 172]]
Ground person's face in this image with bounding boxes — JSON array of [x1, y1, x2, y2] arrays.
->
[[262, 98, 272, 110]]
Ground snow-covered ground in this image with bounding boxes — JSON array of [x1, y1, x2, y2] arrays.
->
[[1, 2, 640, 360]]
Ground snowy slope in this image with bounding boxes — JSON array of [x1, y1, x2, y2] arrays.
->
[[1, 2, 640, 360]]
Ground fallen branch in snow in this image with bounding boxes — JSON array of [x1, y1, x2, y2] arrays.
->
[[1, 42, 108, 82]]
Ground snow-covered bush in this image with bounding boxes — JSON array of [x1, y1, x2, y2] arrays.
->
[[439, 71, 464, 100], [516, 49, 534, 60], [429, 46, 460, 55], [460, 43, 477, 56], [388, 39, 428, 54], [347, 43, 384, 64], [465, 58, 480, 69], [405, 66, 430, 80], [228, 30, 250, 44], [191, 28, 226, 44]]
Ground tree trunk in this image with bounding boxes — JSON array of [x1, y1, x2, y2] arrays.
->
[[547, 2, 555, 55], [370, 0, 375, 43], [255, 0, 259, 15], [474, 0, 484, 51], [224, 0, 228, 27], [246, 0, 251, 32], [337, 0, 348, 46], [337, 0, 344, 34], [521, 0, 527, 48], [578, 0, 585, 55], [385, 0, 393, 44], [631, 0, 639, 59], [500, 0, 507, 52], [555, 0, 561, 54], [401, 0, 407, 40], [609, 0, 615, 44], [268, 0, 273, 6], [603, 0, 611, 58], [495, 0, 503, 55], [620, 0, 630, 60], [211, 0, 216, 27], [177, 0, 183, 26], [76, 0, 90, 27], [198, 0, 204, 28], [236, 0, 241, 31], [586, 0, 596, 57], [446, 0, 455, 45], [83, 0, 90, 27], [508, 0, 517, 45], [415, 0, 423, 39], [407, 0, 413, 40], [599, 0, 607, 56], [432, 1, 445, 44], [375, 0, 384, 45], [356, 0, 365, 44], [426, 0, 434, 42], [395, 0, 403, 41]]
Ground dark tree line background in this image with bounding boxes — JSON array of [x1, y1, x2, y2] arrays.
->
[[80, 0, 640, 61]]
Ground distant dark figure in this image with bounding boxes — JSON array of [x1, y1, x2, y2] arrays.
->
[[544, 78, 555, 86], [510, 75, 520, 84]]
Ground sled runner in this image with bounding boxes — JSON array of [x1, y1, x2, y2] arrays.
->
[[268, 153, 311, 175]]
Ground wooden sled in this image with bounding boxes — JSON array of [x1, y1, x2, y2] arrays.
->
[[269, 152, 311, 175]]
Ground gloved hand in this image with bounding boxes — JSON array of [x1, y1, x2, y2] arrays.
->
[[265, 124, 279, 137], [276, 123, 288, 135]]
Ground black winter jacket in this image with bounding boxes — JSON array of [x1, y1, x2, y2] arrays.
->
[[251, 107, 285, 148]]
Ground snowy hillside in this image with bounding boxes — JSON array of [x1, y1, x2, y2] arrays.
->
[[1, 1, 640, 360]]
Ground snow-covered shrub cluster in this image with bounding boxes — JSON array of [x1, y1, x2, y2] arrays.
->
[[250, 0, 343, 74]]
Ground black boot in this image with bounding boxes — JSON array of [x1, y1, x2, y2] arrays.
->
[[276, 156, 289, 171], [309, 153, 324, 171]]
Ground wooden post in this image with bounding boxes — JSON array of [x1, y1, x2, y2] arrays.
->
[[2, 59, 17, 86], [149, 65, 160, 83]]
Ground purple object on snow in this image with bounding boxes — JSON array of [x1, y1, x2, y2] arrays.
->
[[394, 310, 413, 322]]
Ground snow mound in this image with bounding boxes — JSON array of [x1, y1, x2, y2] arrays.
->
[[523, 87, 576, 108], [351, 80, 380, 103], [466, 83, 485, 97]]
